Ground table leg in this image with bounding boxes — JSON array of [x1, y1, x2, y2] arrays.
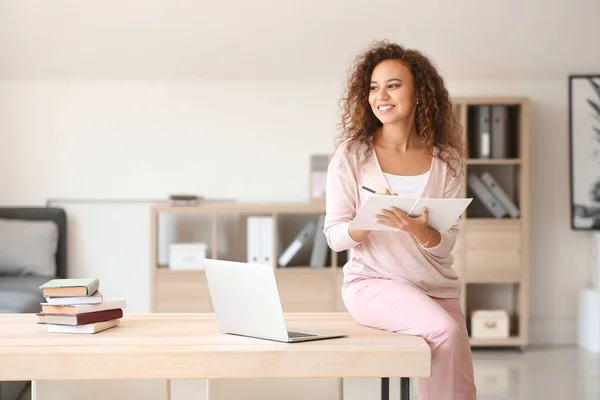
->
[[400, 378, 410, 400], [381, 377, 389, 400], [380, 378, 410, 400]]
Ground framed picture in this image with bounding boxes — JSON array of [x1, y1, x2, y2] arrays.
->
[[569, 74, 600, 230]]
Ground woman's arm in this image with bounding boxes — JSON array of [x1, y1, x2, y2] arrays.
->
[[322, 150, 365, 252]]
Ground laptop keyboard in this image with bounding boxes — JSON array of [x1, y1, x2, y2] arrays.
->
[[287, 331, 317, 338]]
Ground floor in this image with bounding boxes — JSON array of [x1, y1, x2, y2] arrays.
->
[[17, 345, 600, 400], [466, 345, 599, 399]]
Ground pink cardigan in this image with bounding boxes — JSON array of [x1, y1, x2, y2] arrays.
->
[[323, 140, 464, 299]]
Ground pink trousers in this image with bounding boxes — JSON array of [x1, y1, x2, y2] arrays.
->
[[342, 277, 477, 400]]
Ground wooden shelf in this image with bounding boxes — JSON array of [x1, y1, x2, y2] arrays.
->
[[453, 96, 528, 105], [465, 276, 522, 284], [157, 266, 204, 274], [151, 202, 326, 214], [274, 267, 335, 274], [155, 266, 335, 276], [149, 202, 343, 314], [456, 97, 529, 349], [464, 218, 521, 225], [469, 336, 525, 347], [466, 158, 522, 165]]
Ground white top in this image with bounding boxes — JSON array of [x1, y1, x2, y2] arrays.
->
[[383, 170, 430, 198]]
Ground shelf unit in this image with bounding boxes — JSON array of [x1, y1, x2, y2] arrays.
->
[[149, 202, 348, 314], [453, 97, 530, 349], [148, 96, 529, 350]]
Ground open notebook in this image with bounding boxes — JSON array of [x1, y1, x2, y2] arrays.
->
[[348, 195, 472, 232]]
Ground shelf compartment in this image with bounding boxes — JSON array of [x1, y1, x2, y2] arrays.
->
[[276, 213, 330, 268], [157, 212, 216, 264], [466, 104, 521, 160], [465, 283, 521, 343], [466, 164, 522, 219]]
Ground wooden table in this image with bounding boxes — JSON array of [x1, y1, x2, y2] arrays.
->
[[0, 313, 431, 400]]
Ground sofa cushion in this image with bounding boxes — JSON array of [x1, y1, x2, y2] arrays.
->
[[0, 290, 42, 313], [0, 381, 29, 400], [0, 218, 58, 276], [0, 275, 53, 295]]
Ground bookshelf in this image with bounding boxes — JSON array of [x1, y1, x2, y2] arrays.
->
[[149, 202, 348, 314], [454, 97, 530, 350], [148, 96, 529, 351]]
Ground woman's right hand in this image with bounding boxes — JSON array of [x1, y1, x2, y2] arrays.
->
[[348, 188, 395, 242], [376, 188, 397, 196]]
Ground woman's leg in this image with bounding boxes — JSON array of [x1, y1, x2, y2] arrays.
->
[[427, 297, 476, 399], [342, 278, 476, 400]]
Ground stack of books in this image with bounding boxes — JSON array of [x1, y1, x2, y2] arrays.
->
[[37, 278, 126, 334]]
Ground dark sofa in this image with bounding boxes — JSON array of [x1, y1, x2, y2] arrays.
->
[[0, 207, 67, 400]]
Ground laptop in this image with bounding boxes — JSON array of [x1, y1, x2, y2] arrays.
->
[[204, 259, 346, 343]]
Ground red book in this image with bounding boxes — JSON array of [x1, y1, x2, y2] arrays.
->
[[37, 308, 123, 326]]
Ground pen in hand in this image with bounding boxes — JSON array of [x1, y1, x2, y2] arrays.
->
[[361, 186, 376, 194]]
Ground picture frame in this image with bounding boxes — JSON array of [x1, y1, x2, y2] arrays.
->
[[569, 74, 600, 230]]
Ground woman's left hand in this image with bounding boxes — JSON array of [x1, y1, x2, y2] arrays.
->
[[376, 206, 430, 238]]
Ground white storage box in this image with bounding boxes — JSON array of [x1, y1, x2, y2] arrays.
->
[[471, 309, 510, 339], [169, 243, 207, 270]]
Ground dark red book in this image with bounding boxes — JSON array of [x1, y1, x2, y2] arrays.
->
[[37, 308, 123, 326]]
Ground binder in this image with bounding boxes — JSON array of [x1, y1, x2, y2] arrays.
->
[[260, 216, 274, 265], [480, 172, 520, 218], [472, 106, 491, 158], [491, 105, 510, 158], [467, 174, 508, 218], [246, 216, 273, 265], [309, 214, 328, 268], [247, 216, 261, 264], [278, 221, 316, 267]]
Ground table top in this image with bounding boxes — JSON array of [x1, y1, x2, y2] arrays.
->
[[0, 313, 431, 380]]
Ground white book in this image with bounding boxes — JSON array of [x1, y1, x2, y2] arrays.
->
[[47, 319, 120, 334], [41, 298, 127, 314], [45, 291, 103, 305]]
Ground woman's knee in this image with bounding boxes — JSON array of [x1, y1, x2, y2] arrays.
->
[[429, 316, 462, 345]]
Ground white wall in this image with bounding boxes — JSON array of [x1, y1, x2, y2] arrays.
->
[[0, 80, 341, 203], [2, 0, 600, 347]]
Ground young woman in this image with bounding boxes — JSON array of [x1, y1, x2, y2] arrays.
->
[[323, 40, 476, 400]]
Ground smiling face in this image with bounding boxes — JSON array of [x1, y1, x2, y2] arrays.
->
[[368, 59, 417, 125]]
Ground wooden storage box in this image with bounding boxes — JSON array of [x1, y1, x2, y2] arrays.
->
[[471, 310, 510, 339]]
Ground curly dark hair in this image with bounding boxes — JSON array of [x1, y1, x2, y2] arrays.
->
[[336, 40, 465, 175]]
